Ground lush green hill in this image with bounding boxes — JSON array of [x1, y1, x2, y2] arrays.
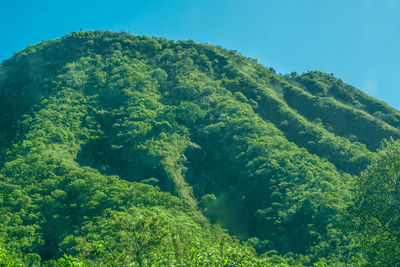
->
[[1, 31, 399, 266]]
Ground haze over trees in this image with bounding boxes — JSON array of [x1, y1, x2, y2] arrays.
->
[[0, 31, 399, 266]]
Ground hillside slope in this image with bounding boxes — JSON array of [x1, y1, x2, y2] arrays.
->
[[1, 31, 399, 265]]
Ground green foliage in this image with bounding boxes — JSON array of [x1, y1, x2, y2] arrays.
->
[[292, 71, 400, 129], [348, 139, 400, 266], [282, 81, 400, 150], [0, 30, 399, 265]]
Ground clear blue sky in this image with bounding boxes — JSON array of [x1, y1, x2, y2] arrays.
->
[[1, 0, 400, 109]]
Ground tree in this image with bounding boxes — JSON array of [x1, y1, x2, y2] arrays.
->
[[349, 139, 400, 266]]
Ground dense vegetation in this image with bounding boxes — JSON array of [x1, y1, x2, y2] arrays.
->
[[0, 31, 399, 266]]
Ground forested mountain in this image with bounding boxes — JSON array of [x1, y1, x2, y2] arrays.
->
[[0, 31, 399, 266]]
